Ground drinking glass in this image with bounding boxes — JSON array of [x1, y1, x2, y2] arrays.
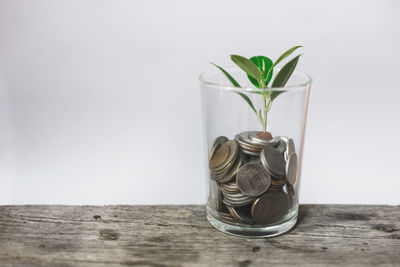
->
[[199, 67, 312, 237]]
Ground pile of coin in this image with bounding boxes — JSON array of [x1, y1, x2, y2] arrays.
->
[[234, 131, 279, 156], [208, 131, 298, 225]]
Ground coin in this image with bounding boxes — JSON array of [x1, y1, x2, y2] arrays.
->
[[236, 162, 271, 197], [236, 140, 262, 152], [235, 132, 265, 151], [283, 184, 295, 209], [286, 138, 295, 157], [278, 136, 289, 143], [221, 190, 251, 200], [251, 191, 291, 224], [223, 195, 253, 204], [227, 205, 255, 224], [209, 136, 229, 159], [218, 153, 244, 183], [239, 131, 258, 145], [241, 150, 261, 157], [221, 189, 255, 207], [210, 140, 238, 172], [260, 145, 286, 178], [285, 183, 296, 198], [222, 191, 252, 201], [275, 138, 287, 154], [286, 152, 297, 185], [267, 186, 284, 192], [222, 182, 240, 193], [207, 132, 299, 227], [221, 140, 238, 167], [211, 146, 243, 183], [270, 177, 286, 188], [218, 211, 237, 223], [211, 155, 236, 176], [210, 156, 236, 179], [209, 144, 230, 169], [256, 131, 273, 141], [222, 197, 254, 207], [248, 131, 273, 145]]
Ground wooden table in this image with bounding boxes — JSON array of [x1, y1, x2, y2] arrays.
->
[[0, 205, 399, 266]]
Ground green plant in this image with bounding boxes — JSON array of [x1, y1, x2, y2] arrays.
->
[[211, 46, 302, 133]]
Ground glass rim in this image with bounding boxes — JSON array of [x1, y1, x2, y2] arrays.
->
[[199, 66, 312, 93]]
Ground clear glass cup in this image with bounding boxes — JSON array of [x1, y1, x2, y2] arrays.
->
[[199, 67, 312, 238]]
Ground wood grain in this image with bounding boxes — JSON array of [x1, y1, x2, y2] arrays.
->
[[0, 205, 399, 266]]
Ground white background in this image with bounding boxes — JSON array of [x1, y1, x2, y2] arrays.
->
[[0, 0, 399, 205]]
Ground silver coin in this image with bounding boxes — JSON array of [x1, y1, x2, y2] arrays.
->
[[223, 195, 253, 204], [283, 184, 295, 209], [236, 162, 271, 197], [284, 183, 296, 198], [241, 149, 262, 157], [275, 138, 287, 154], [238, 146, 262, 155], [286, 138, 295, 158], [251, 191, 291, 225], [223, 197, 254, 207], [270, 137, 282, 144], [221, 191, 251, 201], [261, 137, 281, 147], [239, 131, 255, 144], [234, 133, 265, 157], [234, 133, 248, 146], [221, 185, 239, 194], [223, 192, 252, 201], [286, 152, 297, 185], [260, 145, 286, 178], [248, 131, 271, 145], [221, 182, 239, 193], [237, 140, 262, 152], [279, 136, 289, 143], [238, 132, 264, 148], [221, 190, 254, 201]]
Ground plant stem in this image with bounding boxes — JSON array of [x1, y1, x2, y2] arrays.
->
[[262, 95, 267, 132], [261, 93, 272, 133]]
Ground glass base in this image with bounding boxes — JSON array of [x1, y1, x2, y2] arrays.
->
[[207, 212, 297, 238]]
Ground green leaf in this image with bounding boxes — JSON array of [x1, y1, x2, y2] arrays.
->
[[210, 62, 240, 87], [271, 54, 302, 100], [235, 91, 257, 114], [270, 89, 285, 101], [272, 54, 301, 88], [247, 56, 273, 88], [272, 45, 303, 68], [230, 55, 261, 82], [210, 62, 257, 114]]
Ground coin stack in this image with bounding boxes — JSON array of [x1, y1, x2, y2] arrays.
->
[[208, 131, 298, 225]]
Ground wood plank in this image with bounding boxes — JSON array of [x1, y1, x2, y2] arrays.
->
[[0, 205, 399, 266]]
